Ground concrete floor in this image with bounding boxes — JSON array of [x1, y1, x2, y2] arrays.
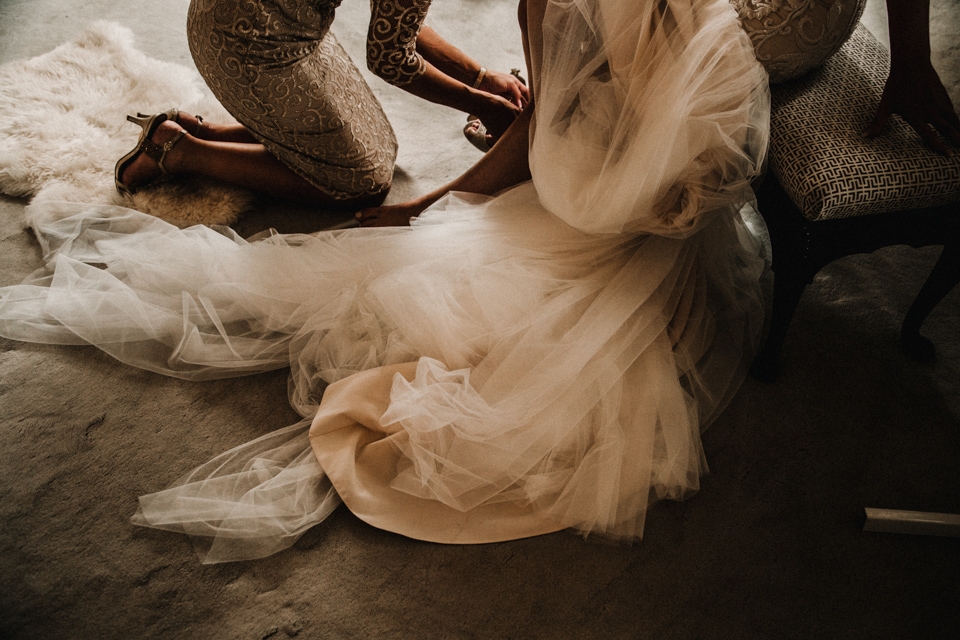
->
[[1, 0, 959, 638]]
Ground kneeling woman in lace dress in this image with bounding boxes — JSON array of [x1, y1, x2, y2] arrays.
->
[[114, 0, 528, 207]]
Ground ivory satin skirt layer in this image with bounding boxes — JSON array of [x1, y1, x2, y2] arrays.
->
[[0, 0, 770, 563]]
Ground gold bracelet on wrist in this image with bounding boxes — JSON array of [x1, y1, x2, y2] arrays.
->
[[471, 67, 486, 89]]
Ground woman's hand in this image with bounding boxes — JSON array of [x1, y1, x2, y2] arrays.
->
[[472, 92, 524, 142], [478, 69, 530, 108], [867, 0, 960, 156], [865, 59, 960, 156]]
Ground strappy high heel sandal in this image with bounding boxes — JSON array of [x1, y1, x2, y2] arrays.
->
[[136, 111, 205, 137], [463, 69, 527, 153], [114, 109, 188, 195], [463, 116, 491, 152]]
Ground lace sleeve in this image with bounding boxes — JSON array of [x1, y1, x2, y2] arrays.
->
[[367, 0, 431, 87]]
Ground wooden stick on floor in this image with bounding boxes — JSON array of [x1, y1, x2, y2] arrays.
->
[[863, 508, 960, 537]]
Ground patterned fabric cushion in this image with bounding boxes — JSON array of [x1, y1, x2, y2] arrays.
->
[[770, 24, 960, 221], [732, 0, 867, 83]]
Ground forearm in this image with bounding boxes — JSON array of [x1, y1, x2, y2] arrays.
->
[[415, 25, 484, 87], [366, 0, 526, 136], [868, 0, 959, 154], [885, 0, 931, 69], [394, 62, 522, 141], [399, 63, 498, 118], [366, 9, 499, 117]]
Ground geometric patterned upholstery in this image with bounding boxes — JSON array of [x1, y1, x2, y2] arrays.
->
[[769, 24, 960, 221]]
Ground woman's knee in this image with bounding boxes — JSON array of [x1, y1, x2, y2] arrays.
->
[[348, 161, 395, 202]]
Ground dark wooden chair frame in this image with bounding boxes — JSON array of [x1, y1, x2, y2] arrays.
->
[[749, 175, 960, 382]]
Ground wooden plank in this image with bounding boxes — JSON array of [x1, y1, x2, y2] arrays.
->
[[863, 508, 960, 537]]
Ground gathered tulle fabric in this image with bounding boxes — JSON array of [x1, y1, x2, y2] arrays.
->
[[131, 421, 341, 563], [307, 186, 766, 544], [0, 0, 770, 562], [531, 0, 769, 235]]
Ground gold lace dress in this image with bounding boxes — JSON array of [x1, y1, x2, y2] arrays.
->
[[187, 0, 431, 200]]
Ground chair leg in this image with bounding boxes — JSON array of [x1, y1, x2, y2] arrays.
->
[[901, 241, 960, 364], [751, 268, 810, 382]]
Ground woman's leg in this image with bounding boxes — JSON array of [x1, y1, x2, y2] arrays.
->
[[356, 105, 533, 226], [179, 2, 396, 209], [119, 120, 388, 208], [356, 0, 548, 227], [176, 112, 259, 144], [519, 0, 546, 99]]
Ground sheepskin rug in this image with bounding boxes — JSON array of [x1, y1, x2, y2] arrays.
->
[[0, 21, 254, 227]]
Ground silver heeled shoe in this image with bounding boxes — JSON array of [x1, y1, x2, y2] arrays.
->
[[462, 69, 526, 153], [463, 116, 491, 152], [114, 108, 188, 195]]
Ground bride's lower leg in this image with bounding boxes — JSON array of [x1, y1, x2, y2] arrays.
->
[[356, 100, 534, 227], [519, 0, 544, 99]]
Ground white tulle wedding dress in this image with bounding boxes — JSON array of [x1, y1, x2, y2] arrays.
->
[[0, 0, 769, 563]]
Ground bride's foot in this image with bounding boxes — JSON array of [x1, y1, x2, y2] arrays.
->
[[356, 196, 435, 227], [116, 119, 188, 194]]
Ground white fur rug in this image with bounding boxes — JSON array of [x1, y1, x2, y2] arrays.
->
[[0, 21, 254, 227]]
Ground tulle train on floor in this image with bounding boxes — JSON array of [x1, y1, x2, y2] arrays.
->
[[1, 181, 765, 561], [0, 0, 770, 562]]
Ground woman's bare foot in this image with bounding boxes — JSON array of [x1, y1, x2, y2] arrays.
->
[[118, 120, 188, 191], [356, 195, 438, 227]]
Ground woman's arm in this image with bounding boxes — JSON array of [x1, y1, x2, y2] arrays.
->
[[402, 67, 524, 140], [865, 0, 960, 155], [415, 25, 529, 108], [366, 0, 528, 139]]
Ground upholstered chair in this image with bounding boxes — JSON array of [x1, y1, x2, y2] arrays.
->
[[733, 0, 960, 381]]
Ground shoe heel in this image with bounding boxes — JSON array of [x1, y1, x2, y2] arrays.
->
[[126, 113, 152, 130]]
